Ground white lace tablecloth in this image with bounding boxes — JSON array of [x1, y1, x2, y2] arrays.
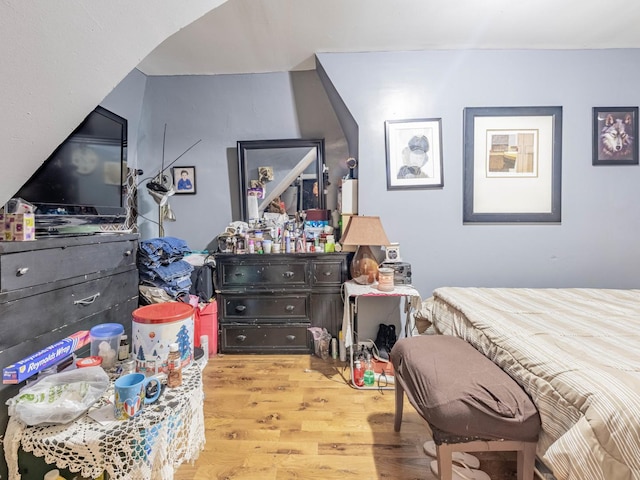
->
[[4, 363, 205, 480]]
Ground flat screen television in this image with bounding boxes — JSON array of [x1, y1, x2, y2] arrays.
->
[[13, 106, 128, 234]]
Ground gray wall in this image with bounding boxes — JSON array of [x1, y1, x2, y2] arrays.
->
[[317, 49, 640, 297], [131, 70, 348, 250], [106, 49, 640, 300], [101, 68, 148, 174]]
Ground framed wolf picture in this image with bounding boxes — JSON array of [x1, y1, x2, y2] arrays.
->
[[593, 107, 639, 165]]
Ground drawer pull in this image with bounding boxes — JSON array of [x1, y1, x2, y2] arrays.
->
[[16, 267, 29, 276], [285, 305, 295, 312], [236, 334, 247, 343], [286, 335, 296, 341], [124, 250, 132, 257], [235, 305, 246, 313], [323, 271, 332, 276], [283, 271, 294, 278], [74, 293, 101, 305], [234, 272, 245, 277]]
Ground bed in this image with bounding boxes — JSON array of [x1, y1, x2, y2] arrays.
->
[[430, 287, 640, 480]]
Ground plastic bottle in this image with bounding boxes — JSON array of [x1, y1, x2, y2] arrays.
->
[[338, 331, 347, 362], [363, 352, 375, 387], [325, 235, 335, 253], [167, 342, 182, 388], [200, 335, 209, 359], [248, 239, 255, 254], [353, 359, 365, 387], [284, 230, 291, 253]]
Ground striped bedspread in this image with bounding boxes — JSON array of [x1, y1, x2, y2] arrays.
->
[[431, 287, 640, 480]]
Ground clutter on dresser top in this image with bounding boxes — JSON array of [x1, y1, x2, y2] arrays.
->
[[215, 209, 339, 254]]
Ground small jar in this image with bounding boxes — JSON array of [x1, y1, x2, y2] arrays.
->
[[76, 356, 103, 368], [378, 267, 395, 292], [118, 334, 129, 361]]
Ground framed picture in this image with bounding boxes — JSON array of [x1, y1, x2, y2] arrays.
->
[[172, 166, 196, 194], [592, 106, 638, 166], [463, 106, 562, 223], [385, 118, 443, 190]]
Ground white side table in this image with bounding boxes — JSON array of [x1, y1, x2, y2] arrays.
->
[[340, 280, 422, 389]]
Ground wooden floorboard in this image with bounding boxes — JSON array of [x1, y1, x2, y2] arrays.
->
[[174, 354, 518, 480]]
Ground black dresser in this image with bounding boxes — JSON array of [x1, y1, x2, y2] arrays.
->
[[215, 253, 350, 353], [0, 233, 139, 478]]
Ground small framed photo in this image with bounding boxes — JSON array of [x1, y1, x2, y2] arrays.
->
[[385, 118, 443, 190], [592, 107, 638, 165], [172, 166, 196, 194]]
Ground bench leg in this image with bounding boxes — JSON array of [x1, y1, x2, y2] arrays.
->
[[435, 443, 454, 480], [394, 381, 404, 432], [430, 439, 537, 480], [517, 442, 537, 480]]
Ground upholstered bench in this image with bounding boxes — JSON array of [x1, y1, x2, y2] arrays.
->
[[391, 335, 541, 480]]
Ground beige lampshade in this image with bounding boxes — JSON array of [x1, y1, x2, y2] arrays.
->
[[341, 216, 391, 285], [340, 216, 391, 246]]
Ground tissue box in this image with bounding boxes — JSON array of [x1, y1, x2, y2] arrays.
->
[[0, 213, 35, 241]]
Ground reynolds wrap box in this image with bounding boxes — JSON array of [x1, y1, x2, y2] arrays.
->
[[0, 213, 36, 241], [3, 331, 90, 384]]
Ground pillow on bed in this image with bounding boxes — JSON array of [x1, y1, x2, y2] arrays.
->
[[391, 335, 540, 442]]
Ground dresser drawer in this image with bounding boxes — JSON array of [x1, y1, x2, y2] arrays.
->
[[220, 324, 310, 353], [218, 260, 307, 290], [0, 267, 138, 350], [0, 239, 137, 292], [220, 294, 309, 322], [311, 259, 347, 287]]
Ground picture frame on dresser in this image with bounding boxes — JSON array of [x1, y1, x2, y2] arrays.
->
[[592, 106, 639, 166], [463, 106, 562, 224]]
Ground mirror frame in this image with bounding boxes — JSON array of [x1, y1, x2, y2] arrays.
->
[[237, 138, 325, 221]]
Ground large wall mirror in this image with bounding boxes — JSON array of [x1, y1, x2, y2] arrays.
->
[[237, 139, 325, 222]]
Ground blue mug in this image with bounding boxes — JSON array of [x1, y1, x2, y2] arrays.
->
[[114, 372, 161, 420]]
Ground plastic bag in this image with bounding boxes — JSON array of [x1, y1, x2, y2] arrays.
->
[[307, 327, 332, 360], [6, 366, 109, 426]]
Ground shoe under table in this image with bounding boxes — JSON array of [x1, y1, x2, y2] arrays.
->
[[391, 335, 541, 480]]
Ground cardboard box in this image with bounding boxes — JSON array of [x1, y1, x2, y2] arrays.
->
[[305, 209, 330, 221], [3, 331, 90, 384], [340, 179, 358, 214], [0, 213, 35, 241]]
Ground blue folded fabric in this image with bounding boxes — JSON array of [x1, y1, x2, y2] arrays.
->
[[139, 237, 191, 263], [138, 237, 194, 299], [139, 259, 194, 283]]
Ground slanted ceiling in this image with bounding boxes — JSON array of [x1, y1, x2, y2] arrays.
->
[[3, 0, 640, 206]]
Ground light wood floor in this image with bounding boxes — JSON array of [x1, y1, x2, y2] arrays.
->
[[175, 354, 518, 480]]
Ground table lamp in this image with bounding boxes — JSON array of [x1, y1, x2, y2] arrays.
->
[[340, 216, 391, 285]]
